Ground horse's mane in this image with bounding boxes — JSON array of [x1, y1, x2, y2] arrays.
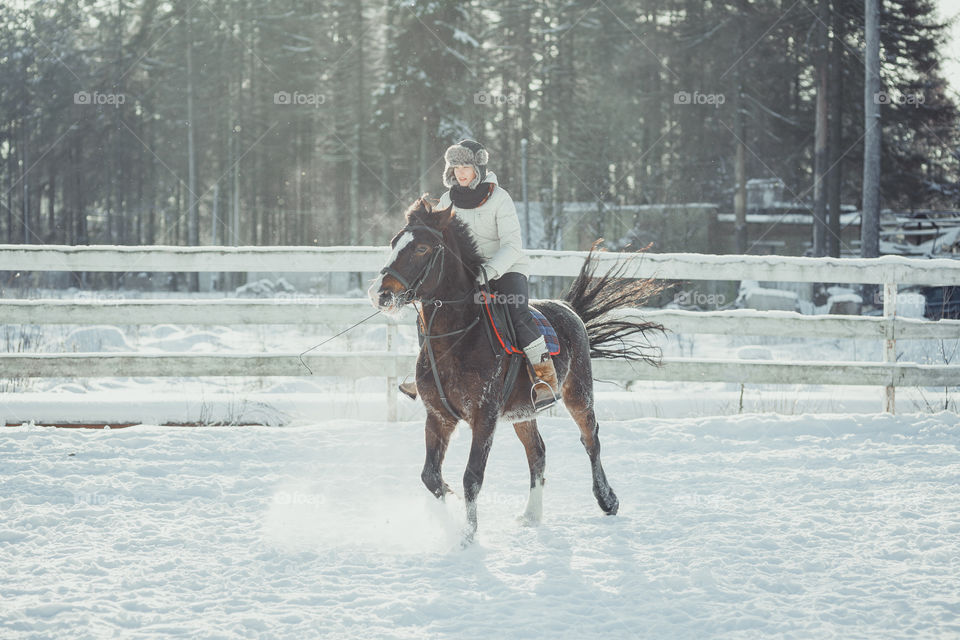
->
[[404, 196, 485, 276]]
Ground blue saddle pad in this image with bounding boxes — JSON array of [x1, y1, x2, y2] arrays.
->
[[483, 300, 560, 356]]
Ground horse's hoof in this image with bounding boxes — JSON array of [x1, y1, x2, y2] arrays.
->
[[425, 481, 455, 501], [516, 512, 542, 527], [596, 488, 619, 515], [459, 527, 477, 548], [603, 496, 619, 515], [441, 485, 460, 503]]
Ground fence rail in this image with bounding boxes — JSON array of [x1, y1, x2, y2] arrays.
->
[[0, 353, 955, 387], [4, 299, 960, 340], [3, 244, 960, 284], [2, 244, 960, 418]]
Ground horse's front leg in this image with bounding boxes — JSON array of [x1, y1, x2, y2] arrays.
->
[[421, 410, 457, 499], [462, 410, 497, 544], [512, 419, 545, 526]]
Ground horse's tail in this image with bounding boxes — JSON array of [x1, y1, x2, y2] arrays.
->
[[563, 242, 667, 365]]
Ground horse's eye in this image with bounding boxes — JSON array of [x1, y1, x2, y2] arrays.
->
[[415, 244, 430, 255]]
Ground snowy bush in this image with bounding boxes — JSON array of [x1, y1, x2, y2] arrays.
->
[[235, 278, 297, 298], [62, 326, 132, 352]]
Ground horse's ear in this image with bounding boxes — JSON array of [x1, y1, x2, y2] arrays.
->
[[436, 204, 455, 230], [420, 193, 433, 214]]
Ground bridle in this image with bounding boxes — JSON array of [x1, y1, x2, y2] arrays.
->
[[378, 223, 481, 422], [379, 225, 447, 303]]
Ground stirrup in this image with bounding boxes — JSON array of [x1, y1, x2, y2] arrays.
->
[[530, 379, 558, 412]]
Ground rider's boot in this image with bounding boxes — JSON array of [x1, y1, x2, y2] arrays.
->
[[398, 377, 418, 400], [523, 336, 560, 412]]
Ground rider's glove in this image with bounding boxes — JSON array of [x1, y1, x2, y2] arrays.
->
[[476, 264, 500, 284]]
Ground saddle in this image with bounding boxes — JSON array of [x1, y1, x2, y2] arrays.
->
[[478, 290, 560, 357], [412, 287, 556, 419]]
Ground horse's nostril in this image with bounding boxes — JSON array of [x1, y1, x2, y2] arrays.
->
[[379, 292, 392, 307]]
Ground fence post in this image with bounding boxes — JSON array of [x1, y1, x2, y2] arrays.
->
[[883, 280, 897, 413], [386, 322, 398, 422]]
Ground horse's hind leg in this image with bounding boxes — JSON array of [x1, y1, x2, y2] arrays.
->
[[513, 420, 545, 525], [562, 373, 619, 515]]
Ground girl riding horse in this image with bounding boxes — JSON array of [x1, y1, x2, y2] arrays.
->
[[370, 190, 664, 542], [398, 139, 559, 411]]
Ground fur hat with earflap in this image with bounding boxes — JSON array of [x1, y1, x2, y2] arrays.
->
[[443, 139, 489, 189]]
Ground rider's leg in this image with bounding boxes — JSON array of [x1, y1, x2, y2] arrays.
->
[[490, 272, 559, 410], [489, 272, 539, 347]]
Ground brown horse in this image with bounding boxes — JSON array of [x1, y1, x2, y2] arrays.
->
[[368, 196, 664, 543]]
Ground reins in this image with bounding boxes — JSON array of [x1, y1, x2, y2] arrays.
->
[[415, 289, 481, 423], [303, 222, 500, 423], [298, 223, 448, 375], [298, 309, 382, 375], [384, 223, 490, 423]]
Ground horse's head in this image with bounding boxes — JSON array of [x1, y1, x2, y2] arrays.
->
[[368, 195, 457, 313]]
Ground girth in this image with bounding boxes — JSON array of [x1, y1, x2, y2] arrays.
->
[[417, 285, 524, 423]]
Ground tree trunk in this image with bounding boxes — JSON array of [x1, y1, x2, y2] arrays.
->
[[812, 0, 829, 257], [827, 0, 843, 258], [418, 116, 429, 196], [186, 1, 199, 291], [47, 170, 56, 243], [349, 0, 364, 287], [733, 13, 747, 255], [22, 124, 30, 244], [861, 0, 881, 260], [734, 128, 747, 254], [6, 125, 13, 243]]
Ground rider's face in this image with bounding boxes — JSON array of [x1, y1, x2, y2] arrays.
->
[[454, 165, 476, 186]]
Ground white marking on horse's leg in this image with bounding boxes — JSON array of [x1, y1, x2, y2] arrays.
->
[[462, 499, 479, 546], [519, 481, 544, 526]]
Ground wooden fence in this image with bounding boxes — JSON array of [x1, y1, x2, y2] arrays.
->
[[1, 244, 959, 419]]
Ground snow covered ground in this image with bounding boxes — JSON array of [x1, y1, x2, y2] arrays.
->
[[2, 411, 959, 638]]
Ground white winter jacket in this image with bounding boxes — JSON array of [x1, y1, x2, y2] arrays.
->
[[438, 171, 531, 278]]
